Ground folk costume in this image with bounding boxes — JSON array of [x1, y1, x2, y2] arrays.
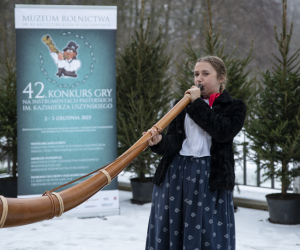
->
[[145, 90, 246, 250], [51, 41, 81, 78]]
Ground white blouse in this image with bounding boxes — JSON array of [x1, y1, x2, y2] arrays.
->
[[179, 99, 212, 157]]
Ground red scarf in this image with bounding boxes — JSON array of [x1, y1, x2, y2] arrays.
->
[[202, 93, 221, 107]]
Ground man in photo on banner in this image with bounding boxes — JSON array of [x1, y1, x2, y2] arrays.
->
[[49, 41, 81, 78]]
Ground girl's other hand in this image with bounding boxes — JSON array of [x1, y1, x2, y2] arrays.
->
[[142, 129, 162, 146]]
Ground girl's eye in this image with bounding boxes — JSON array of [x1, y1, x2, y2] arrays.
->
[[194, 73, 199, 77], [204, 73, 209, 76]]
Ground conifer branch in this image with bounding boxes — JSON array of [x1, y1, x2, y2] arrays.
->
[[272, 53, 283, 64], [228, 41, 238, 61], [287, 50, 300, 64]]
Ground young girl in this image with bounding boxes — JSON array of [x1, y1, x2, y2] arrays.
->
[[144, 56, 246, 250]]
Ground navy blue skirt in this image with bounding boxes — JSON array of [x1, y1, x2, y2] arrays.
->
[[145, 155, 235, 250]]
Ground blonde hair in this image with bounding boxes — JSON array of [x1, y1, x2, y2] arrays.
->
[[196, 56, 227, 93]]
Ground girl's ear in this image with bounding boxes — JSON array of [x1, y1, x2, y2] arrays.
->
[[218, 74, 225, 84]]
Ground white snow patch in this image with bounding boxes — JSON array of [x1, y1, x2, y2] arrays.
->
[[233, 185, 291, 201]]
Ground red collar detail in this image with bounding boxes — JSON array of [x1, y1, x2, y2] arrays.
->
[[209, 93, 221, 107], [203, 93, 221, 107]]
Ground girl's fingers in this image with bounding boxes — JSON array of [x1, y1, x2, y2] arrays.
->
[[152, 133, 162, 145], [148, 135, 154, 146], [152, 130, 159, 144], [150, 130, 156, 145], [154, 134, 161, 144], [145, 129, 161, 146], [184, 87, 201, 102]]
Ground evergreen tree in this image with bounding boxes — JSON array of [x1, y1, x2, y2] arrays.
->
[[245, 0, 300, 194], [174, 0, 255, 173], [116, 1, 173, 181], [174, 0, 255, 105], [0, 24, 17, 179]]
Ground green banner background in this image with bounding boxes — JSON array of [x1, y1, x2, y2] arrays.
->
[[16, 29, 117, 195]]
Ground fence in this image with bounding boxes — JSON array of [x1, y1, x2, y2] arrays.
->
[[0, 155, 11, 175], [0, 134, 294, 191], [236, 132, 293, 191]]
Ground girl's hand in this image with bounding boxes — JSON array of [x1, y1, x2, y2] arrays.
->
[[142, 129, 162, 146], [185, 85, 201, 102]]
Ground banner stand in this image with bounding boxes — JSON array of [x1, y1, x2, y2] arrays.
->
[[15, 4, 119, 217]]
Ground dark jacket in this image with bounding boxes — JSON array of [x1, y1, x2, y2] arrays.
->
[[150, 90, 246, 191]]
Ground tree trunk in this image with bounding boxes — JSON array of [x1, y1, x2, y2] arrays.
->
[[12, 156, 17, 181], [270, 145, 275, 188], [281, 160, 289, 194], [150, 0, 157, 39], [164, 0, 171, 42], [135, 0, 139, 28], [139, 169, 146, 182], [12, 137, 17, 181]]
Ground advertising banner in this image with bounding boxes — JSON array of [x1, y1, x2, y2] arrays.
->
[[15, 5, 119, 215]]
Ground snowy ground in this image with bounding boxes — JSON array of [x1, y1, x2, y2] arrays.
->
[[1, 191, 299, 250]]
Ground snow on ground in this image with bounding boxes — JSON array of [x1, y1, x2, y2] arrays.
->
[[235, 207, 300, 250], [1, 191, 300, 250], [233, 185, 291, 201]]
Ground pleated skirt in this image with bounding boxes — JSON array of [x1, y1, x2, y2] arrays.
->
[[145, 154, 235, 250]]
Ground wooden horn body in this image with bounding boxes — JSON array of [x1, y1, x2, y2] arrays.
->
[[0, 95, 191, 228]]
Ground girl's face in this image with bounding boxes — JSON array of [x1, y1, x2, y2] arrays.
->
[[194, 62, 224, 97]]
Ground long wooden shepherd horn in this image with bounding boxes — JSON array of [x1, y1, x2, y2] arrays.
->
[[0, 94, 192, 228]]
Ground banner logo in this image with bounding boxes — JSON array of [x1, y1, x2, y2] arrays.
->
[[40, 31, 95, 89]]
